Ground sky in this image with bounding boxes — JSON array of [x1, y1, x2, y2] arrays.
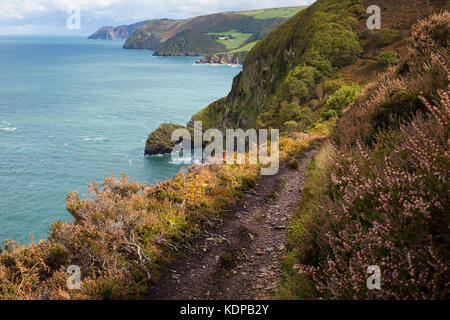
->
[[0, 0, 315, 35]]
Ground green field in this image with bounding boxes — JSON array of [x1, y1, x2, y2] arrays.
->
[[237, 6, 306, 20], [207, 30, 254, 50], [229, 41, 259, 53]]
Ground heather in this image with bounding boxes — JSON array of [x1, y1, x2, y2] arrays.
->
[[279, 12, 449, 299], [0, 134, 317, 300], [0, 163, 259, 299]]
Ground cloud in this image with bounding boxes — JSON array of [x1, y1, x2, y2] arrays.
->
[[0, 0, 314, 34]]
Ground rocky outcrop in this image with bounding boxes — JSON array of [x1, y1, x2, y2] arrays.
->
[[196, 51, 248, 65], [145, 123, 188, 156], [88, 26, 116, 40]]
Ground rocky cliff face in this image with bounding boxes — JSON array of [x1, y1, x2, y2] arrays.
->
[[196, 51, 248, 65], [88, 21, 150, 40], [88, 26, 116, 40], [145, 123, 188, 156]]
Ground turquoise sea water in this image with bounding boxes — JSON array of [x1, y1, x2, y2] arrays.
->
[[0, 36, 242, 244]]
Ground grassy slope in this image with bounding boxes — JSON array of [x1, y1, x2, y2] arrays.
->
[[237, 6, 307, 19], [230, 41, 259, 53], [154, 29, 227, 55], [207, 30, 254, 50]]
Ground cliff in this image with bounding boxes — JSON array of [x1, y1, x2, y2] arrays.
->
[[123, 19, 180, 49], [146, 0, 446, 153], [88, 20, 150, 40], [144, 123, 187, 156], [196, 51, 248, 65]]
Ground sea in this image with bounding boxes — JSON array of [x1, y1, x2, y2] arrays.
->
[[0, 36, 242, 244]]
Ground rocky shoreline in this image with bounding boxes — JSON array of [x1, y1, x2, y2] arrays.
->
[[195, 51, 248, 65]]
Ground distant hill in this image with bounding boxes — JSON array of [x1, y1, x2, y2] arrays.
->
[[88, 20, 151, 40], [154, 29, 227, 56], [123, 6, 306, 55], [123, 19, 181, 50]]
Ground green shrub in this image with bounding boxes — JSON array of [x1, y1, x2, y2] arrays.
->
[[378, 51, 399, 67], [323, 84, 362, 115], [44, 244, 70, 270], [284, 120, 298, 132], [283, 76, 310, 102], [307, 23, 362, 68], [297, 107, 315, 130], [375, 28, 400, 47], [281, 102, 302, 122], [324, 78, 346, 93], [320, 109, 338, 120], [303, 50, 334, 77], [292, 66, 319, 88]]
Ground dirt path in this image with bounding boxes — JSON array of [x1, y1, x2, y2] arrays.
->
[[148, 147, 318, 300]]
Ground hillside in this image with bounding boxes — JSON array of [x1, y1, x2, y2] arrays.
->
[[145, 0, 448, 153], [123, 6, 306, 55], [123, 19, 181, 49], [87, 20, 150, 40], [153, 29, 227, 56]]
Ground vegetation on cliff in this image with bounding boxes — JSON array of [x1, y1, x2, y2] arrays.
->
[[0, 164, 260, 299], [147, 0, 365, 154], [154, 29, 227, 56], [278, 11, 449, 299], [187, 0, 365, 132]]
